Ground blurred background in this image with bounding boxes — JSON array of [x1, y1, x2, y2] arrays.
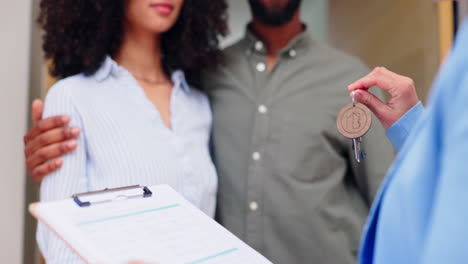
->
[[0, 0, 465, 263]]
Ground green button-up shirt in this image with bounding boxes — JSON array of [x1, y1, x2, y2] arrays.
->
[[203, 29, 393, 264]]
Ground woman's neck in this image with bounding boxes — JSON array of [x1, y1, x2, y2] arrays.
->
[[114, 25, 168, 83]]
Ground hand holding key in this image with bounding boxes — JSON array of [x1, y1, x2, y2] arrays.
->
[[347, 67, 419, 130], [337, 92, 372, 163]]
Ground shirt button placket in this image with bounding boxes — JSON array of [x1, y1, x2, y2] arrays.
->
[[246, 47, 270, 249], [171, 128, 198, 207]]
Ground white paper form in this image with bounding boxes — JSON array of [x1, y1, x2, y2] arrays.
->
[[32, 185, 272, 264]]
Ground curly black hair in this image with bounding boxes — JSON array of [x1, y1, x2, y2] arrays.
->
[[38, 0, 228, 82]]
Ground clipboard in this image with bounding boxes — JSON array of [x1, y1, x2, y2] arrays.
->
[[30, 184, 272, 264], [71, 185, 153, 207]]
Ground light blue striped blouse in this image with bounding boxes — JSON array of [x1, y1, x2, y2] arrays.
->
[[37, 57, 218, 263]]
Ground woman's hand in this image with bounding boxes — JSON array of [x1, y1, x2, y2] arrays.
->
[[348, 67, 420, 130], [23, 99, 80, 182]]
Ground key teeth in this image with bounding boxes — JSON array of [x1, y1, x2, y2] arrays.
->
[[360, 152, 367, 160]]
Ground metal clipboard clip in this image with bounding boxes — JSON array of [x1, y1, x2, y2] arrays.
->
[[72, 185, 152, 207]]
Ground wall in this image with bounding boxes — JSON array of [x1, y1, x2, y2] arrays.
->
[[0, 1, 32, 263], [22, 0, 47, 263], [328, 0, 441, 101]]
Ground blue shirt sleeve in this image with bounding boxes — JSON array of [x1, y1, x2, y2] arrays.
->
[[385, 102, 425, 152], [420, 74, 468, 264]]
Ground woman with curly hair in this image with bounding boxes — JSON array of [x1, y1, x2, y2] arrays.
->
[[36, 0, 227, 262]]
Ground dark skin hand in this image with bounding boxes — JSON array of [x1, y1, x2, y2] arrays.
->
[[24, 99, 80, 182]]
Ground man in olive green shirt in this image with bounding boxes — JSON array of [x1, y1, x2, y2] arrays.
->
[[203, 0, 393, 263], [23, 0, 393, 263]]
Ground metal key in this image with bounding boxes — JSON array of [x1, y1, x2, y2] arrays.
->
[[351, 93, 365, 162], [337, 91, 372, 163], [352, 137, 366, 163]]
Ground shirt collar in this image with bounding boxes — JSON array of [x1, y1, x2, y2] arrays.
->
[[171, 70, 191, 93], [94, 56, 190, 93], [94, 56, 115, 82], [243, 24, 313, 58]]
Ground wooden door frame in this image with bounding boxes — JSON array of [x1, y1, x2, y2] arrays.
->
[[438, 1, 455, 61]]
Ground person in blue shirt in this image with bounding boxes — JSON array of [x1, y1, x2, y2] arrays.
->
[[348, 17, 468, 264]]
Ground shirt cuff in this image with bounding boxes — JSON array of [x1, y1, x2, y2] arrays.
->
[[385, 101, 424, 152]]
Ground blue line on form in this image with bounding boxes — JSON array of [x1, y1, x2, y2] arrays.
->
[[77, 204, 180, 226], [185, 248, 239, 264]]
